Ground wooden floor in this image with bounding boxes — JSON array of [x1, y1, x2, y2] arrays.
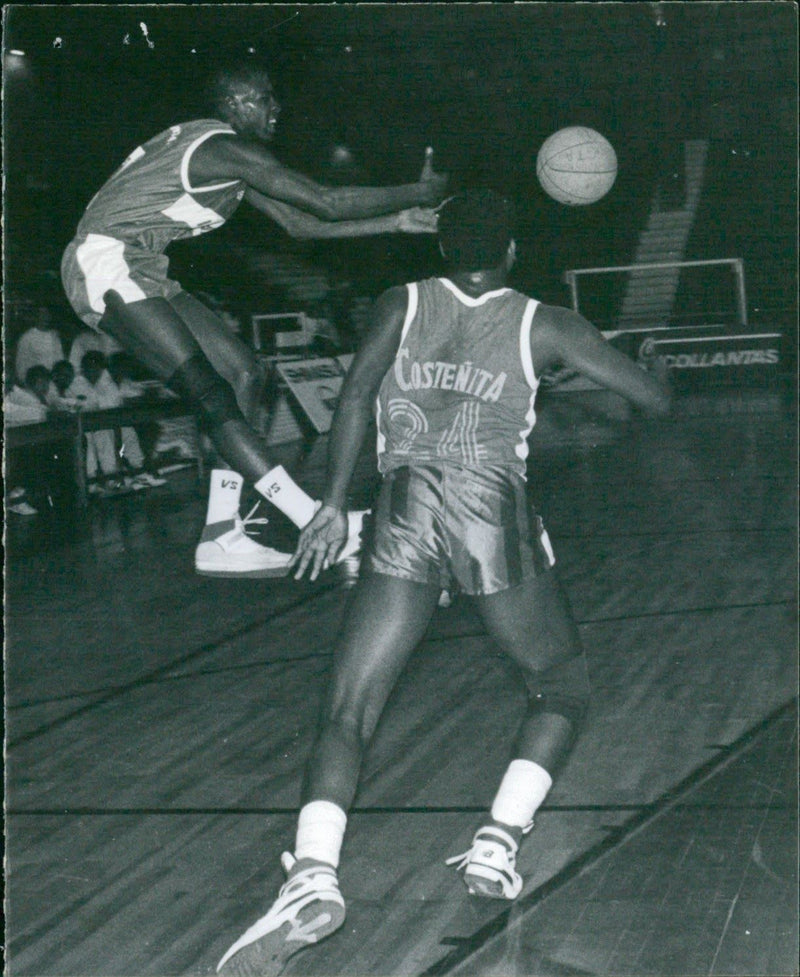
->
[[5, 382, 798, 977]]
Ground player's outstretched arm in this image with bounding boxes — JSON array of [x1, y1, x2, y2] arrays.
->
[[533, 305, 671, 415], [291, 286, 408, 580], [194, 138, 447, 220], [244, 191, 438, 238]]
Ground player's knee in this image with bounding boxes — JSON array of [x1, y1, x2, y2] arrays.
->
[[234, 369, 268, 423], [167, 354, 243, 428], [522, 656, 592, 728], [327, 700, 380, 752]]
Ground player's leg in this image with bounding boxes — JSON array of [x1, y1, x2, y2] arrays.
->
[[99, 291, 320, 575], [216, 571, 441, 976], [476, 569, 588, 774], [441, 467, 588, 899], [61, 239, 365, 574], [105, 290, 367, 575], [449, 569, 589, 899], [303, 569, 442, 808], [100, 290, 307, 502], [168, 290, 268, 431]]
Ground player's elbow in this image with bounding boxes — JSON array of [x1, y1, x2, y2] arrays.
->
[[337, 381, 376, 414], [312, 190, 343, 222]]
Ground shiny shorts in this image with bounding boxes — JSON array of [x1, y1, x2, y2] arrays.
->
[[366, 463, 556, 596], [62, 234, 182, 330]]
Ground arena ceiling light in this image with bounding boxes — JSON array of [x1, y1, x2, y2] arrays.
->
[[4, 49, 32, 78]]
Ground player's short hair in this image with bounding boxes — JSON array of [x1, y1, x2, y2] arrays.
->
[[437, 189, 515, 272], [207, 63, 273, 117]]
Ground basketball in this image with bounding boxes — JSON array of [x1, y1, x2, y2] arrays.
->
[[536, 127, 618, 205]]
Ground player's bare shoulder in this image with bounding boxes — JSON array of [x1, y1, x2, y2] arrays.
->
[[532, 302, 591, 336], [530, 302, 670, 415], [191, 131, 280, 185], [528, 302, 594, 375], [363, 285, 411, 347], [374, 284, 410, 318]]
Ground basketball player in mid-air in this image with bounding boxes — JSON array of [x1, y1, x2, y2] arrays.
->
[[61, 63, 446, 577], [214, 189, 671, 975]]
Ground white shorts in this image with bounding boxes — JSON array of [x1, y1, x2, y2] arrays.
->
[[61, 233, 182, 330]]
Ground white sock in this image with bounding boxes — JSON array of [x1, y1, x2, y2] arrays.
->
[[490, 759, 553, 829], [254, 466, 317, 528], [294, 800, 347, 869], [205, 469, 244, 525]]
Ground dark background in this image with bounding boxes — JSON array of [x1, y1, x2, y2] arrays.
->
[[3, 2, 797, 342]]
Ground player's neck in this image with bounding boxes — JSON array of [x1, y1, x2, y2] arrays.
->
[[448, 268, 507, 296]]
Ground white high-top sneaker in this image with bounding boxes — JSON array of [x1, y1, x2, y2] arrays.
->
[[216, 853, 345, 975], [195, 470, 292, 578], [446, 824, 531, 900]]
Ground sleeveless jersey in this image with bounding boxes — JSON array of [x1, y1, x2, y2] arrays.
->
[[75, 120, 246, 253], [376, 277, 540, 477]]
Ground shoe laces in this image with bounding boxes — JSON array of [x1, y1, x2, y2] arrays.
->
[[445, 848, 475, 872], [239, 501, 270, 536], [445, 822, 532, 870], [277, 853, 340, 900]]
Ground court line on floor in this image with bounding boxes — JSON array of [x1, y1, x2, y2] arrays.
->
[[8, 801, 793, 817], [420, 697, 798, 976], [578, 597, 792, 624], [8, 652, 336, 710], [541, 473, 795, 489], [5, 584, 340, 750], [556, 526, 794, 538], [7, 598, 792, 713]]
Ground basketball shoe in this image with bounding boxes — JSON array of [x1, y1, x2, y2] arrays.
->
[[446, 823, 532, 900], [196, 471, 293, 578], [195, 501, 292, 578], [196, 471, 368, 579], [216, 853, 345, 976]]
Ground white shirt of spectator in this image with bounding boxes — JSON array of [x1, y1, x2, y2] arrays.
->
[[68, 330, 122, 373], [5, 384, 49, 424], [15, 327, 65, 384]]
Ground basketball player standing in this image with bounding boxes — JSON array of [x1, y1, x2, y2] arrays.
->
[[214, 189, 670, 975]]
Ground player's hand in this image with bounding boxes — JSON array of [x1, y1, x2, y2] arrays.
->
[[396, 207, 439, 233], [418, 146, 448, 203], [291, 504, 348, 581]]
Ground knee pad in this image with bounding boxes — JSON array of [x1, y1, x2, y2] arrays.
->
[[168, 354, 243, 428], [523, 652, 591, 727]]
